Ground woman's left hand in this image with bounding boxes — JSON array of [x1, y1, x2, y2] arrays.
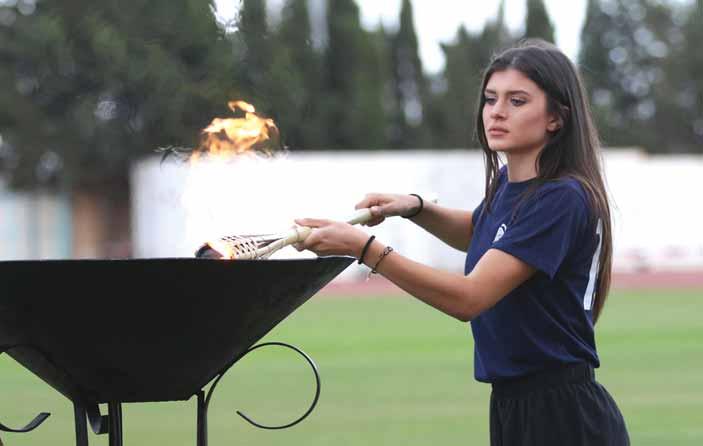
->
[[294, 218, 369, 258]]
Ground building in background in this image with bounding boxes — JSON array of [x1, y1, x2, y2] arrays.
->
[[0, 178, 72, 259], [5, 147, 702, 275]]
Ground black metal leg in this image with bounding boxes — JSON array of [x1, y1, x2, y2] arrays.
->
[[108, 403, 122, 446], [73, 402, 88, 446], [197, 391, 207, 446]]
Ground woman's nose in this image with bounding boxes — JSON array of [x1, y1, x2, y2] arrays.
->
[[490, 100, 507, 119]]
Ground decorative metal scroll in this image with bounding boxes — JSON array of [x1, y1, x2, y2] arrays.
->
[[0, 345, 51, 436], [203, 341, 321, 430]]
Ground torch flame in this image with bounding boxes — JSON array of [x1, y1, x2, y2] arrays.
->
[[193, 100, 280, 162], [207, 239, 234, 260], [185, 99, 282, 259]]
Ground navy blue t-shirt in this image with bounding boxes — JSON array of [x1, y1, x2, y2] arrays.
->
[[465, 168, 602, 383]]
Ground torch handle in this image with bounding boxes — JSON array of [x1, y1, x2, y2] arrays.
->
[[345, 208, 373, 226], [289, 208, 372, 244], [243, 209, 373, 260], [342, 197, 437, 226]]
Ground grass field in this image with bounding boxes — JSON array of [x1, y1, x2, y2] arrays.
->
[[1, 289, 702, 445]]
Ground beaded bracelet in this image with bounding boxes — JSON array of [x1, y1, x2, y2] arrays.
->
[[370, 246, 394, 275], [402, 194, 424, 219]]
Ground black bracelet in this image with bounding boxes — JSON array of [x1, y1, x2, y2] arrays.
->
[[358, 235, 376, 264], [402, 194, 424, 219]]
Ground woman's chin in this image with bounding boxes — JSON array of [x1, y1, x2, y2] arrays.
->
[[488, 144, 510, 153]]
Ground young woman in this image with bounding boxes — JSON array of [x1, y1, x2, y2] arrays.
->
[[295, 40, 630, 446]]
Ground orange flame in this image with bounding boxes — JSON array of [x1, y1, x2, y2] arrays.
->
[[188, 100, 280, 260], [207, 239, 234, 260], [193, 100, 280, 162]]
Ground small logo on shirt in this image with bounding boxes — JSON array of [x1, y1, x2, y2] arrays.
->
[[493, 224, 507, 242]]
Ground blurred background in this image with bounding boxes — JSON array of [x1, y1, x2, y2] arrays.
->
[[0, 1, 701, 445], [1, 0, 701, 267]]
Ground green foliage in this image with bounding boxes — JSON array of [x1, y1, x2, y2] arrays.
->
[[579, 0, 619, 145], [266, 0, 326, 149], [323, 0, 387, 149], [436, 27, 479, 148], [1, 0, 700, 196], [524, 0, 555, 42], [235, 0, 273, 106], [681, 0, 703, 148], [578, 0, 699, 153], [388, 0, 431, 148], [0, 0, 235, 190], [432, 3, 513, 148]]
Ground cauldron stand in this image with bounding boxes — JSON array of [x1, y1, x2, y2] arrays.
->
[[0, 257, 353, 446]]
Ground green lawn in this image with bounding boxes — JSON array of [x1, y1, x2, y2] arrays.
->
[[1, 290, 702, 445]]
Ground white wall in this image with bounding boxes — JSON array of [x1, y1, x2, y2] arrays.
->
[[131, 149, 703, 279], [604, 151, 703, 271]]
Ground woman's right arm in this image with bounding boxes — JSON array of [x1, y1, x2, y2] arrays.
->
[[355, 193, 475, 252]]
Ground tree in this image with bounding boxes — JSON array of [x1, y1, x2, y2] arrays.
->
[[358, 24, 393, 149], [437, 27, 478, 148], [681, 0, 703, 150], [389, 0, 430, 149], [323, 0, 386, 149], [578, 0, 622, 147], [579, 0, 682, 152], [432, 2, 512, 148], [267, 0, 326, 149], [524, 0, 555, 43], [234, 0, 273, 106], [0, 0, 236, 255]]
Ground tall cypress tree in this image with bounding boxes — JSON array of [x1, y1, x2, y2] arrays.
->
[[235, 0, 272, 105], [438, 27, 477, 148], [578, 0, 619, 146], [358, 25, 391, 149], [268, 0, 325, 149], [524, 0, 555, 43], [323, 0, 385, 149], [389, 0, 430, 148], [481, 1, 513, 54], [434, 3, 512, 148]]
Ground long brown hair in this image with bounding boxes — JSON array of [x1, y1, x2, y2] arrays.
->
[[475, 39, 612, 324]]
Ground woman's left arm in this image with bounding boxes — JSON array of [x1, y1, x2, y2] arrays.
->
[[365, 241, 535, 321], [296, 219, 536, 322]]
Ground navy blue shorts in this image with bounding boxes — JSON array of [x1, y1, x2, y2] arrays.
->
[[489, 363, 630, 446]]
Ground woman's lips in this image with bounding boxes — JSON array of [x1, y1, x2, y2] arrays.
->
[[488, 128, 509, 136]]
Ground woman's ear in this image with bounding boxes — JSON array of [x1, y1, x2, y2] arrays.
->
[[547, 115, 563, 133], [547, 104, 569, 133]]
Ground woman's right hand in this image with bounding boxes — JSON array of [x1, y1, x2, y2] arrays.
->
[[355, 193, 423, 227]]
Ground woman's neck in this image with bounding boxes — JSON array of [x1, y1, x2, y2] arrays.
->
[[505, 148, 541, 182]]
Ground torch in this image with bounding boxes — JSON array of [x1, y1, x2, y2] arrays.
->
[[195, 208, 373, 260]]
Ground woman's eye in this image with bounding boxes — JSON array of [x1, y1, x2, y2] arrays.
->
[[484, 97, 496, 105], [510, 98, 526, 106]]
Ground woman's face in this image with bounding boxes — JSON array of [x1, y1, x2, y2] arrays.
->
[[482, 68, 560, 154]]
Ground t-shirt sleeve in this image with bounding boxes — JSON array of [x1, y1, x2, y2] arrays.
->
[[491, 186, 588, 279]]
